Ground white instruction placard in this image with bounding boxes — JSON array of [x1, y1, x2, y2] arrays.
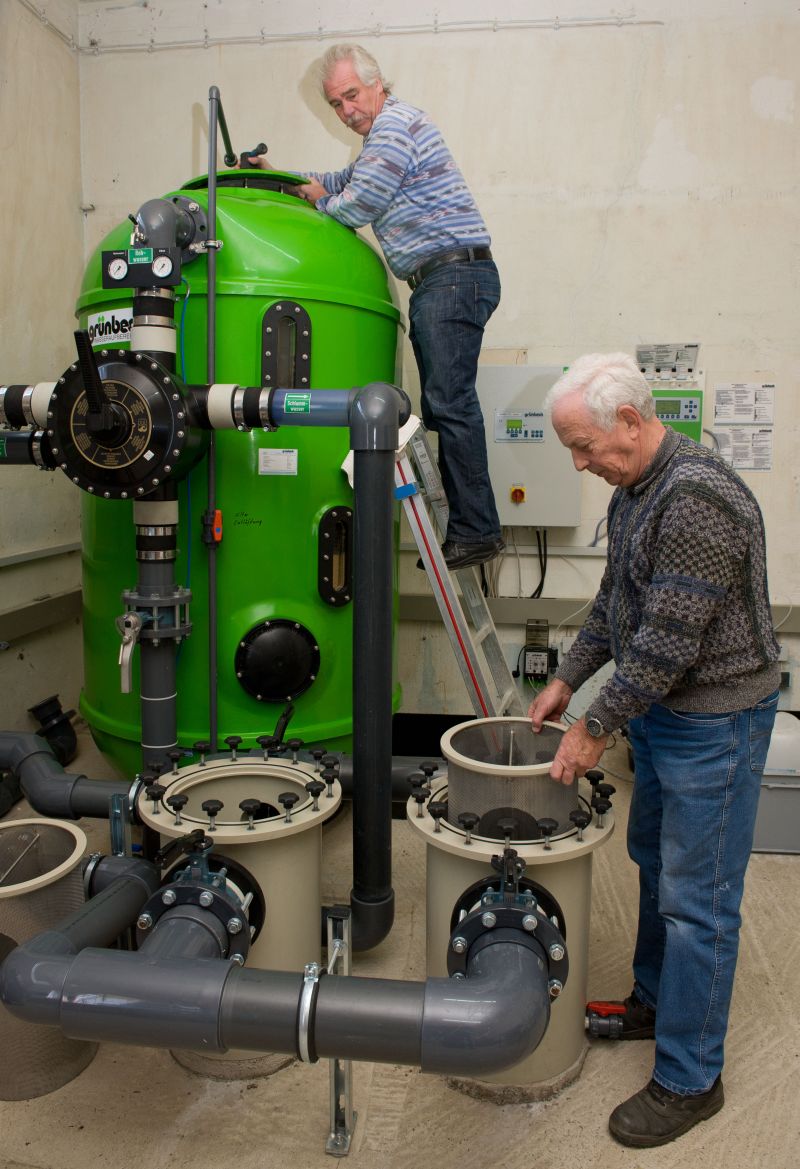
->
[[714, 383, 775, 424], [259, 448, 298, 476], [713, 427, 773, 471]]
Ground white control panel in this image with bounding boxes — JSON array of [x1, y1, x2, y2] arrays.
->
[[476, 365, 581, 527]]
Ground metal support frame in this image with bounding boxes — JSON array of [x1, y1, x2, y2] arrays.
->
[[325, 907, 356, 1157]]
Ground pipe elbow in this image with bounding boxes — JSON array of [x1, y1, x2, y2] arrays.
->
[[86, 854, 160, 899], [349, 383, 407, 451], [0, 932, 76, 1025], [420, 934, 551, 1076], [348, 890, 395, 952], [0, 731, 84, 818]]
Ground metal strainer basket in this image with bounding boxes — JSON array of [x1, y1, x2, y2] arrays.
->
[[440, 717, 575, 840], [0, 819, 98, 1100]]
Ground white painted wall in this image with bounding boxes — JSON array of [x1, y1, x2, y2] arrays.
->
[[0, 0, 85, 728], [2, 0, 798, 725]]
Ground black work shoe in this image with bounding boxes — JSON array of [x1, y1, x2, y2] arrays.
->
[[586, 990, 656, 1039], [441, 537, 505, 570], [609, 1076, 724, 1148]]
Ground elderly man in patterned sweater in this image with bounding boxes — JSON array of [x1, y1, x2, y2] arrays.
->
[[250, 43, 503, 570], [529, 352, 780, 1149]]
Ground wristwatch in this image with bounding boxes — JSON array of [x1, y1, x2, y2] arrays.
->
[[584, 716, 607, 738]]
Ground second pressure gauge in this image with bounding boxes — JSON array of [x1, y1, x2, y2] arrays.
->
[[152, 254, 174, 279]]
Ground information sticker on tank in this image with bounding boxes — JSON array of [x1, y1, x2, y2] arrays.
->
[[259, 449, 298, 476], [284, 393, 311, 414]]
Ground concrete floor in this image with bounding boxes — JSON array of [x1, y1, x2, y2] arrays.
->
[[1, 730, 799, 1169]]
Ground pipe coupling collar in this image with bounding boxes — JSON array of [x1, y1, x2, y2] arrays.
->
[[297, 961, 324, 1064]]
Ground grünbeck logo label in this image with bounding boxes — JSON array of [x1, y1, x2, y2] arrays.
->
[[87, 308, 134, 347]]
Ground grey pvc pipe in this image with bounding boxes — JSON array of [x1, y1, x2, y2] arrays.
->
[[0, 898, 550, 1076], [0, 732, 132, 820], [269, 388, 357, 426], [0, 872, 156, 1026], [137, 559, 180, 768]]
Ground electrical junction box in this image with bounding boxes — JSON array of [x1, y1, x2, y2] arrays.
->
[[752, 712, 800, 854], [475, 365, 581, 527]]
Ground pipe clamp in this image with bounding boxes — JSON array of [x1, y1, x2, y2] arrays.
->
[[298, 961, 322, 1064]]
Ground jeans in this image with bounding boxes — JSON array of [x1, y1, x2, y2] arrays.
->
[[408, 259, 501, 544], [626, 691, 778, 1094]]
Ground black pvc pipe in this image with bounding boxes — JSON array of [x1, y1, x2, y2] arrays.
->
[[348, 384, 405, 950]]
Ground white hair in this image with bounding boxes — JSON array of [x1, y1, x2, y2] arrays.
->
[[544, 352, 655, 430], [318, 44, 392, 95]]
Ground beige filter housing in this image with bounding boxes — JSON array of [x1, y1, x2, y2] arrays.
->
[[137, 754, 342, 1076], [0, 819, 97, 1099], [407, 717, 614, 1101]]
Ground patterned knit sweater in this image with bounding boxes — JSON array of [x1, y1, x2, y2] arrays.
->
[[555, 428, 780, 732]]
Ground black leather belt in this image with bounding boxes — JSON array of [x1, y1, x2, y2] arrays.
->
[[407, 246, 493, 291]]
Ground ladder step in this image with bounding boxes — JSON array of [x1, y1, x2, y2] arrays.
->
[[498, 687, 521, 714]]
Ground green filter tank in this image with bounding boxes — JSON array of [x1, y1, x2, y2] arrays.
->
[[77, 172, 403, 777]]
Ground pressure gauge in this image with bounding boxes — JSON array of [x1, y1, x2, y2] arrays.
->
[[107, 257, 128, 281], [152, 254, 174, 279]]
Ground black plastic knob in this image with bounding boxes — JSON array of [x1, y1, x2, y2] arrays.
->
[[597, 782, 616, 800], [305, 780, 325, 809], [538, 817, 558, 848], [407, 771, 426, 791], [311, 746, 327, 769], [201, 798, 224, 828], [412, 787, 430, 816], [569, 808, 591, 831], [428, 800, 447, 831], [595, 797, 612, 821], [168, 749, 183, 774], [167, 793, 188, 823], [456, 813, 481, 841], [321, 754, 339, 771], [256, 734, 277, 758], [496, 816, 519, 842], [145, 783, 166, 814], [585, 768, 604, 785], [239, 797, 261, 828], [278, 791, 300, 820], [284, 734, 304, 762], [419, 760, 439, 779], [193, 740, 211, 764], [224, 735, 243, 759]]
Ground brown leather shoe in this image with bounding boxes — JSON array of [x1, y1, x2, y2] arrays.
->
[[609, 1076, 724, 1147]]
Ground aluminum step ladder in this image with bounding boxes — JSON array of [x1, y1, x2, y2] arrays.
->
[[395, 424, 524, 719]]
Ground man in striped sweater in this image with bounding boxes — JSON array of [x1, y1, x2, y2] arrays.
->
[[251, 43, 503, 569], [529, 352, 780, 1147]]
